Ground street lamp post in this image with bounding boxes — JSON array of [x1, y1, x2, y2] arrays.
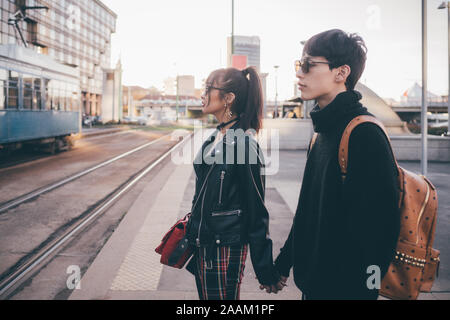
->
[[274, 65, 279, 118], [421, 0, 428, 176], [174, 63, 179, 122], [231, 0, 234, 55], [175, 74, 179, 122], [438, 1, 450, 136]]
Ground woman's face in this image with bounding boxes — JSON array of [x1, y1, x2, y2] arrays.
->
[[201, 80, 227, 116]]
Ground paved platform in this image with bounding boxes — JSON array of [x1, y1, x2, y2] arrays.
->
[[69, 133, 450, 300]]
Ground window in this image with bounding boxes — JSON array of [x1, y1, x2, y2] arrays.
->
[[7, 71, 19, 109], [23, 74, 33, 110], [34, 77, 42, 109], [0, 80, 5, 110], [0, 69, 6, 110], [60, 82, 67, 111], [44, 78, 51, 110]]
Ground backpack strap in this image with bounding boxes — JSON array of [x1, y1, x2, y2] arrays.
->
[[339, 115, 400, 182]]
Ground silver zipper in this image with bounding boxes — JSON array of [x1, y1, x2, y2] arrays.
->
[[218, 170, 225, 204], [195, 165, 215, 247], [192, 165, 215, 211], [249, 165, 264, 204], [197, 184, 208, 247], [211, 209, 242, 217]]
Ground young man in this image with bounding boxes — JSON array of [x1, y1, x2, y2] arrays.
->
[[274, 29, 400, 300]]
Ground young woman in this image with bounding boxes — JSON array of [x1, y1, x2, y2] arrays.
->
[[185, 67, 284, 300]]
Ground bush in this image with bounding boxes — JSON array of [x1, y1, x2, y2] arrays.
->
[[407, 123, 448, 136]]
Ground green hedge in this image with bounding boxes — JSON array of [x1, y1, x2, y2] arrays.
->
[[407, 123, 448, 136]]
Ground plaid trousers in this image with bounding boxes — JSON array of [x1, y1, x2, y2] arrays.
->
[[193, 244, 248, 300]]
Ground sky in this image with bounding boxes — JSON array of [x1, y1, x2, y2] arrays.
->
[[101, 0, 448, 101]]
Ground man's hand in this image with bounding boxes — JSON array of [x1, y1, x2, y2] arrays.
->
[[259, 276, 288, 294]]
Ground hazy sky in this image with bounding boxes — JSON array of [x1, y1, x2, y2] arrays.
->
[[102, 0, 448, 101]]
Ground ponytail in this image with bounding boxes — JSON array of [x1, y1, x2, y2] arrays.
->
[[240, 67, 263, 133], [209, 66, 263, 133]]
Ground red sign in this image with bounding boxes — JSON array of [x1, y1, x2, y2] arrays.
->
[[231, 55, 248, 70]]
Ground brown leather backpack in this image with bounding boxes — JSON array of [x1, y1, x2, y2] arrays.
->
[[310, 115, 440, 300]]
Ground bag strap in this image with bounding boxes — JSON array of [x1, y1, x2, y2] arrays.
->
[[338, 115, 399, 182]]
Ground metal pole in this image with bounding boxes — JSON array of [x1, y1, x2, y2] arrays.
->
[[176, 75, 179, 122], [112, 71, 115, 123], [232, 0, 234, 55], [118, 61, 123, 122], [447, 2, 449, 136], [421, 0, 428, 176], [274, 66, 279, 118]]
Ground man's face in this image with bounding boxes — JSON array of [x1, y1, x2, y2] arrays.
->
[[296, 55, 338, 101]]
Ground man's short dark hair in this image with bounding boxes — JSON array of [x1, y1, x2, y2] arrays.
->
[[303, 29, 367, 90]]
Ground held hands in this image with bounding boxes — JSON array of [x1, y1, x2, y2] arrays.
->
[[259, 276, 288, 294]]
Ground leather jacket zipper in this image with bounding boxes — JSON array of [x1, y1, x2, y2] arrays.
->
[[249, 165, 264, 203], [194, 165, 215, 247], [211, 209, 241, 217], [218, 170, 225, 205], [197, 184, 208, 247]]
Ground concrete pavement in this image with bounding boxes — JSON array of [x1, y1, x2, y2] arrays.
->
[[69, 134, 450, 300]]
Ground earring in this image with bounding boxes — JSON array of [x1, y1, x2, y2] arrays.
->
[[225, 103, 233, 119]]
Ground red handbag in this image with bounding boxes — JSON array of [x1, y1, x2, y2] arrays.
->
[[155, 213, 193, 269], [155, 164, 216, 269]]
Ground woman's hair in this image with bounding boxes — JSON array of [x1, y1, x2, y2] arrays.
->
[[206, 66, 263, 133]]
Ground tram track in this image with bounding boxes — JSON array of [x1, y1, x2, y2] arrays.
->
[[0, 132, 192, 298], [0, 133, 172, 214], [0, 129, 134, 171]]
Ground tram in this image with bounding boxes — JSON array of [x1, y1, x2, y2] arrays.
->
[[0, 44, 81, 154]]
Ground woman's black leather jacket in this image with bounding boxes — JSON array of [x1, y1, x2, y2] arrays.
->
[[186, 120, 279, 285]]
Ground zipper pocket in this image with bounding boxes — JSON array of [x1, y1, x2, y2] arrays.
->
[[218, 170, 225, 205], [211, 209, 242, 217]]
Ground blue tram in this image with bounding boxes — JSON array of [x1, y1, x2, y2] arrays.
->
[[0, 44, 80, 154]]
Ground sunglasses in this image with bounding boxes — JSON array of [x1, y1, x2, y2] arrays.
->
[[204, 84, 226, 95], [294, 57, 331, 73]]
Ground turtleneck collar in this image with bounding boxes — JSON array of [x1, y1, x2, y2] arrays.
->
[[310, 90, 364, 133]]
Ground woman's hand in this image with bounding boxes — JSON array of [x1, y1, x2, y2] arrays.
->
[[259, 276, 288, 294]]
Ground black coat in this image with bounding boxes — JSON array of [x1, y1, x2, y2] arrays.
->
[[275, 90, 401, 299], [186, 120, 280, 286]]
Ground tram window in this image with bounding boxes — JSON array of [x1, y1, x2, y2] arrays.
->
[[51, 80, 60, 111], [35, 89, 42, 110], [7, 71, 19, 109], [65, 84, 72, 111], [0, 70, 6, 110], [35, 78, 42, 110], [59, 82, 66, 111], [44, 79, 51, 110], [23, 75, 33, 110], [68, 84, 77, 111], [52, 89, 59, 111], [0, 80, 5, 110]]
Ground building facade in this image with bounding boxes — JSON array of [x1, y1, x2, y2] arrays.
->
[[164, 75, 195, 97], [102, 59, 121, 123], [177, 75, 194, 96], [227, 35, 260, 72], [0, 0, 117, 117]]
